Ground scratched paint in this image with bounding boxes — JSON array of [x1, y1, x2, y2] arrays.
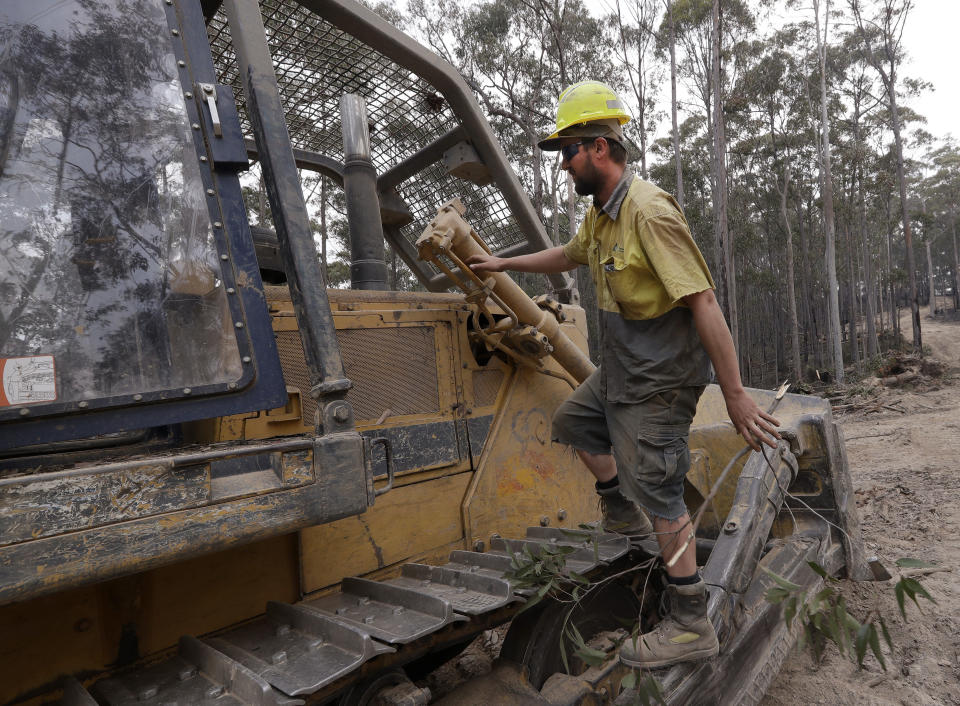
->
[[0, 464, 210, 546]]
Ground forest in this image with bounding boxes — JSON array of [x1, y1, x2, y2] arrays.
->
[[244, 0, 960, 389]]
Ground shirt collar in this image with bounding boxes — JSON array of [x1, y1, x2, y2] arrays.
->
[[594, 169, 634, 221]]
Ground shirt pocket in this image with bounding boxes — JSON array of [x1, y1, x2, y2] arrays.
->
[[601, 252, 636, 310]]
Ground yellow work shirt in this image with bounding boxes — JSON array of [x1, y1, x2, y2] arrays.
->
[[563, 175, 715, 319], [562, 172, 716, 402]]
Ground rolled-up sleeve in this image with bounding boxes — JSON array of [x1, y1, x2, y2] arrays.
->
[[638, 213, 715, 304], [562, 213, 593, 265]]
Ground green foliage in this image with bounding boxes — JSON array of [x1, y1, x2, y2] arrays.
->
[[503, 537, 664, 700], [502, 542, 580, 614], [763, 558, 937, 671]]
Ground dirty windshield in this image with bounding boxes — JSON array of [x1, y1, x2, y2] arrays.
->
[[0, 0, 241, 411]]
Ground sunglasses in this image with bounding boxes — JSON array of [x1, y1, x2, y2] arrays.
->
[[561, 140, 592, 163]]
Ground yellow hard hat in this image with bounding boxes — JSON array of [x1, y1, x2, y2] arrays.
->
[[538, 81, 631, 151]]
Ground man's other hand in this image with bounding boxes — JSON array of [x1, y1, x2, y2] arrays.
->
[[723, 388, 781, 451]]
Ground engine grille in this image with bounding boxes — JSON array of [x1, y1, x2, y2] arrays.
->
[[274, 326, 441, 424]]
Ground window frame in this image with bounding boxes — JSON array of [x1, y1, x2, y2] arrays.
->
[[0, 0, 288, 451]]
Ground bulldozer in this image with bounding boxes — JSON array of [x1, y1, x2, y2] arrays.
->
[[0, 0, 870, 703]]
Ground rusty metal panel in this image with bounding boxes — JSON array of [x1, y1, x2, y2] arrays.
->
[[465, 415, 493, 461], [0, 464, 210, 547], [299, 472, 470, 594], [362, 421, 460, 477], [281, 449, 314, 486]]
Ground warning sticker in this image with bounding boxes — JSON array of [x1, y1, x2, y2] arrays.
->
[[1, 356, 57, 406]]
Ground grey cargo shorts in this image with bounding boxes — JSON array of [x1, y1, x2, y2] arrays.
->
[[551, 368, 704, 521]]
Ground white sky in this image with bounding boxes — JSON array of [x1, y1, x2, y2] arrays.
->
[[900, 0, 956, 143], [397, 0, 956, 152]]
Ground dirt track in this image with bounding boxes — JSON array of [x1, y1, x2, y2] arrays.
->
[[762, 310, 960, 705]]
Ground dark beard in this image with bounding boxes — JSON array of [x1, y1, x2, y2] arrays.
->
[[573, 169, 599, 196], [571, 158, 600, 196]]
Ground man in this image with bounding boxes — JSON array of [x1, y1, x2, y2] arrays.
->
[[467, 81, 781, 669]]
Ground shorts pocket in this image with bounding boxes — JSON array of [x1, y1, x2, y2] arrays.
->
[[636, 428, 690, 487]]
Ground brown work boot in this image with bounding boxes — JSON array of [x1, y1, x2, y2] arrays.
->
[[596, 485, 653, 539], [619, 580, 719, 669]]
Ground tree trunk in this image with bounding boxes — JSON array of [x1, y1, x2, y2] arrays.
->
[[952, 217, 959, 311], [926, 239, 935, 317], [668, 0, 684, 210], [843, 218, 860, 371], [858, 165, 879, 358], [883, 189, 897, 339], [550, 168, 560, 246], [780, 169, 802, 382], [849, 0, 925, 352], [390, 247, 398, 290], [852, 99, 878, 358], [54, 112, 75, 211], [889, 100, 921, 352], [796, 198, 812, 371], [814, 0, 844, 382], [258, 170, 267, 225], [711, 0, 737, 353], [530, 118, 544, 220]]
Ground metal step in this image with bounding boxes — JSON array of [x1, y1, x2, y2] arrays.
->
[[445, 549, 535, 594], [522, 527, 632, 563], [94, 636, 301, 706], [489, 537, 604, 575], [304, 577, 468, 644], [71, 529, 618, 705], [203, 602, 395, 696], [59, 678, 97, 706], [386, 563, 517, 615]]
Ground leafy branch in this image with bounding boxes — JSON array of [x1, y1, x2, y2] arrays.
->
[[764, 557, 937, 670], [501, 530, 664, 701]]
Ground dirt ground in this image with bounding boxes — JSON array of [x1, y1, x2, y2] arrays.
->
[[421, 309, 960, 705], [762, 309, 960, 706]]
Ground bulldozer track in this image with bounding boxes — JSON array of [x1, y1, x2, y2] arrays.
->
[[59, 528, 634, 705]]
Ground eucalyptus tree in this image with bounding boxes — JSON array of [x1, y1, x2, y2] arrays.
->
[[849, 0, 921, 352], [657, 0, 685, 209], [606, 0, 662, 179], [660, 0, 753, 346], [710, 0, 738, 351], [836, 31, 884, 359], [922, 141, 960, 310], [806, 0, 845, 382], [733, 28, 807, 381]]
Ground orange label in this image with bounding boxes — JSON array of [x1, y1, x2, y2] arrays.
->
[[0, 356, 57, 406]]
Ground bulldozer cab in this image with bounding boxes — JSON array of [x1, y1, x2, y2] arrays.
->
[[0, 1, 870, 704], [0, 0, 286, 449], [0, 0, 588, 595]]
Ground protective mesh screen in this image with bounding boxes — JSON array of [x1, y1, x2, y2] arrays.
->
[[275, 330, 318, 425], [274, 325, 441, 424], [336, 326, 440, 419], [471, 369, 503, 408], [207, 1, 531, 263]]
